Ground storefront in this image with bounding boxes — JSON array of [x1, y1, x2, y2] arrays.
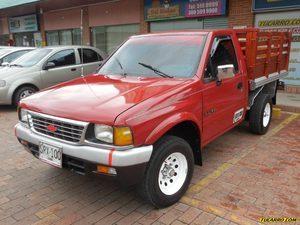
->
[[9, 14, 41, 47], [145, 0, 228, 32], [253, 0, 300, 87], [89, 0, 140, 54], [44, 8, 82, 46]]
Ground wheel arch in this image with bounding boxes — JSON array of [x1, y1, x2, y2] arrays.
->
[[12, 83, 39, 103], [145, 114, 202, 165]]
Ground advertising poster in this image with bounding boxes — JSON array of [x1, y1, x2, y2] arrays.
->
[[255, 11, 300, 86]]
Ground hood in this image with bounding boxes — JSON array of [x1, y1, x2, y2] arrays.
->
[[20, 74, 187, 124], [0, 66, 34, 79]]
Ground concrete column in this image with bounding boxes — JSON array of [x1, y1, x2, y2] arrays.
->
[[140, 0, 149, 34], [38, 10, 47, 46], [82, 7, 91, 46]]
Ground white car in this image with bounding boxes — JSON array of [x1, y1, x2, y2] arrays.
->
[[0, 46, 107, 105], [0, 47, 35, 66]]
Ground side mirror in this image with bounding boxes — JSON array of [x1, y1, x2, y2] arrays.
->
[[216, 64, 235, 85], [43, 62, 55, 70]]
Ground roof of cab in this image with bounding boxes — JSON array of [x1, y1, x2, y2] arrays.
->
[[132, 30, 210, 38]]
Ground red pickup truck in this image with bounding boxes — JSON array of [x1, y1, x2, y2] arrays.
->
[[15, 28, 291, 208]]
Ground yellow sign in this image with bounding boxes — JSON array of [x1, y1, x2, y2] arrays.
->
[[258, 18, 300, 27], [147, 5, 180, 20]]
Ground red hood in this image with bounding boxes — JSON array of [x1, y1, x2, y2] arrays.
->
[[20, 74, 187, 124]]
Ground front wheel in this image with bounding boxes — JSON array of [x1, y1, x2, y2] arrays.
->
[[249, 94, 273, 135], [13, 86, 37, 106], [139, 136, 194, 208]]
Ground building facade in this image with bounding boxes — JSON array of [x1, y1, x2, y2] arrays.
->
[[0, 0, 299, 90]]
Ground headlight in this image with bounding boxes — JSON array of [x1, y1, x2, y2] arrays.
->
[[19, 108, 29, 124], [94, 125, 113, 144], [0, 80, 6, 87], [94, 125, 133, 146]]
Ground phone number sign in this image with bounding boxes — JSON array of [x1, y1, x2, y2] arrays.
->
[[185, 0, 226, 18]]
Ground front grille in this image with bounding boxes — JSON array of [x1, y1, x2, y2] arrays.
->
[[29, 113, 86, 143]]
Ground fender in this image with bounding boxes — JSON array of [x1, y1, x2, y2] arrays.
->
[[145, 112, 201, 145]]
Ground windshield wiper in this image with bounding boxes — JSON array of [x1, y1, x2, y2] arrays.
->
[[9, 64, 23, 67], [115, 57, 126, 76], [138, 62, 173, 78]]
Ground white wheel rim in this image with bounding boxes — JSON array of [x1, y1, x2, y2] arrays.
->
[[263, 103, 271, 127], [20, 90, 33, 99], [158, 152, 188, 196]]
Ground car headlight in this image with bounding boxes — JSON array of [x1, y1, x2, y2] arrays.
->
[[94, 125, 113, 144], [94, 125, 133, 146], [18, 108, 29, 124], [0, 80, 6, 87]]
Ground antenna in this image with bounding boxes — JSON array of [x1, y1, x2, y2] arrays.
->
[[80, 8, 84, 77]]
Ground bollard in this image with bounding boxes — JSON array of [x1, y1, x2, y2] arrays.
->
[[273, 107, 281, 119]]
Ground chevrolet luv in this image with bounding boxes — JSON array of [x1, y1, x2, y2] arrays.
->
[[15, 29, 291, 208]]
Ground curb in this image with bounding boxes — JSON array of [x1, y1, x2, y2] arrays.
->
[[276, 104, 300, 113]]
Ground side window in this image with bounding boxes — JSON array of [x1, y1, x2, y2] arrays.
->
[[47, 49, 76, 68], [2, 50, 30, 63], [204, 36, 239, 81], [78, 48, 102, 64]]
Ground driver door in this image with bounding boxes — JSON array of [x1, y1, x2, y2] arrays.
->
[[202, 35, 246, 144]]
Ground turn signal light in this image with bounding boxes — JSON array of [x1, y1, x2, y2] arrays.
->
[[114, 127, 133, 146], [97, 165, 117, 175]]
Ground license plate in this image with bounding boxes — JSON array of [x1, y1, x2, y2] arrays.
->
[[39, 142, 62, 168]]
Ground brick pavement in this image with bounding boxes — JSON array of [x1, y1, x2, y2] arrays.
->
[[0, 106, 299, 225]]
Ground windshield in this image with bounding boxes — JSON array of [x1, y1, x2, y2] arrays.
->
[[12, 48, 52, 67], [98, 34, 206, 78]]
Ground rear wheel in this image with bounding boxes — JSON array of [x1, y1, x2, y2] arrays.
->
[[139, 136, 194, 208], [13, 86, 37, 106], [249, 94, 272, 135]]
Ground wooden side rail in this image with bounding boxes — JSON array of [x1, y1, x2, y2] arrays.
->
[[235, 28, 291, 82]]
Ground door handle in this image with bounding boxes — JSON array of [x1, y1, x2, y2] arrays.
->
[[71, 68, 77, 71], [237, 82, 243, 90]]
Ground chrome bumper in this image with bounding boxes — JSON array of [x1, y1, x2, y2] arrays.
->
[[15, 123, 153, 167]]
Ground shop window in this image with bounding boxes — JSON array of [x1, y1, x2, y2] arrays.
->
[[46, 29, 81, 46], [92, 24, 139, 54], [47, 49, 76, 68], [59, 30, 72, 45], [78, 48, 102, 63], [72, 29, 81, 45], [46, 31, 59, 46]]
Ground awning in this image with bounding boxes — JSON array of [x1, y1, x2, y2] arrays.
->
[[0, 0, 40, 10]]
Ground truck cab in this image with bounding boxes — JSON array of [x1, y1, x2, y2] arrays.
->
[[15, 29, 291, 208]]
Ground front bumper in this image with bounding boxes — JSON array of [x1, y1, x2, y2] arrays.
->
[[15, 123, 153, 185]]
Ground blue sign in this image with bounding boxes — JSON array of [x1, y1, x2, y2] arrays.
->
[[253, 0, 300, 12]]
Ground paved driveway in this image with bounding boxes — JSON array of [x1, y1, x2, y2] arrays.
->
[[0, 106, 299, 225]]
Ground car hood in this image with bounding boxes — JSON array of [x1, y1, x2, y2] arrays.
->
[[20, 74, 188, 124], [0, 66, 35, 78]]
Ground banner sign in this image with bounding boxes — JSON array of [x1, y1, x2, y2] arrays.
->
[[255, 11, 300, 86], [9, 14, 38, 33], [185, 0, 226, 18], [253, 0, 300, 12], [145, 0, 227, 21]]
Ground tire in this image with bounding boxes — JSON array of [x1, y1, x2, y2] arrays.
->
[[139, 135, 194, 208], [249, 93, 272, 135], [13, 86, 37, 106]]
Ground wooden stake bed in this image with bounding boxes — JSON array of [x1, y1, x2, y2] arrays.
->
[[235, 28, 292, 90]]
